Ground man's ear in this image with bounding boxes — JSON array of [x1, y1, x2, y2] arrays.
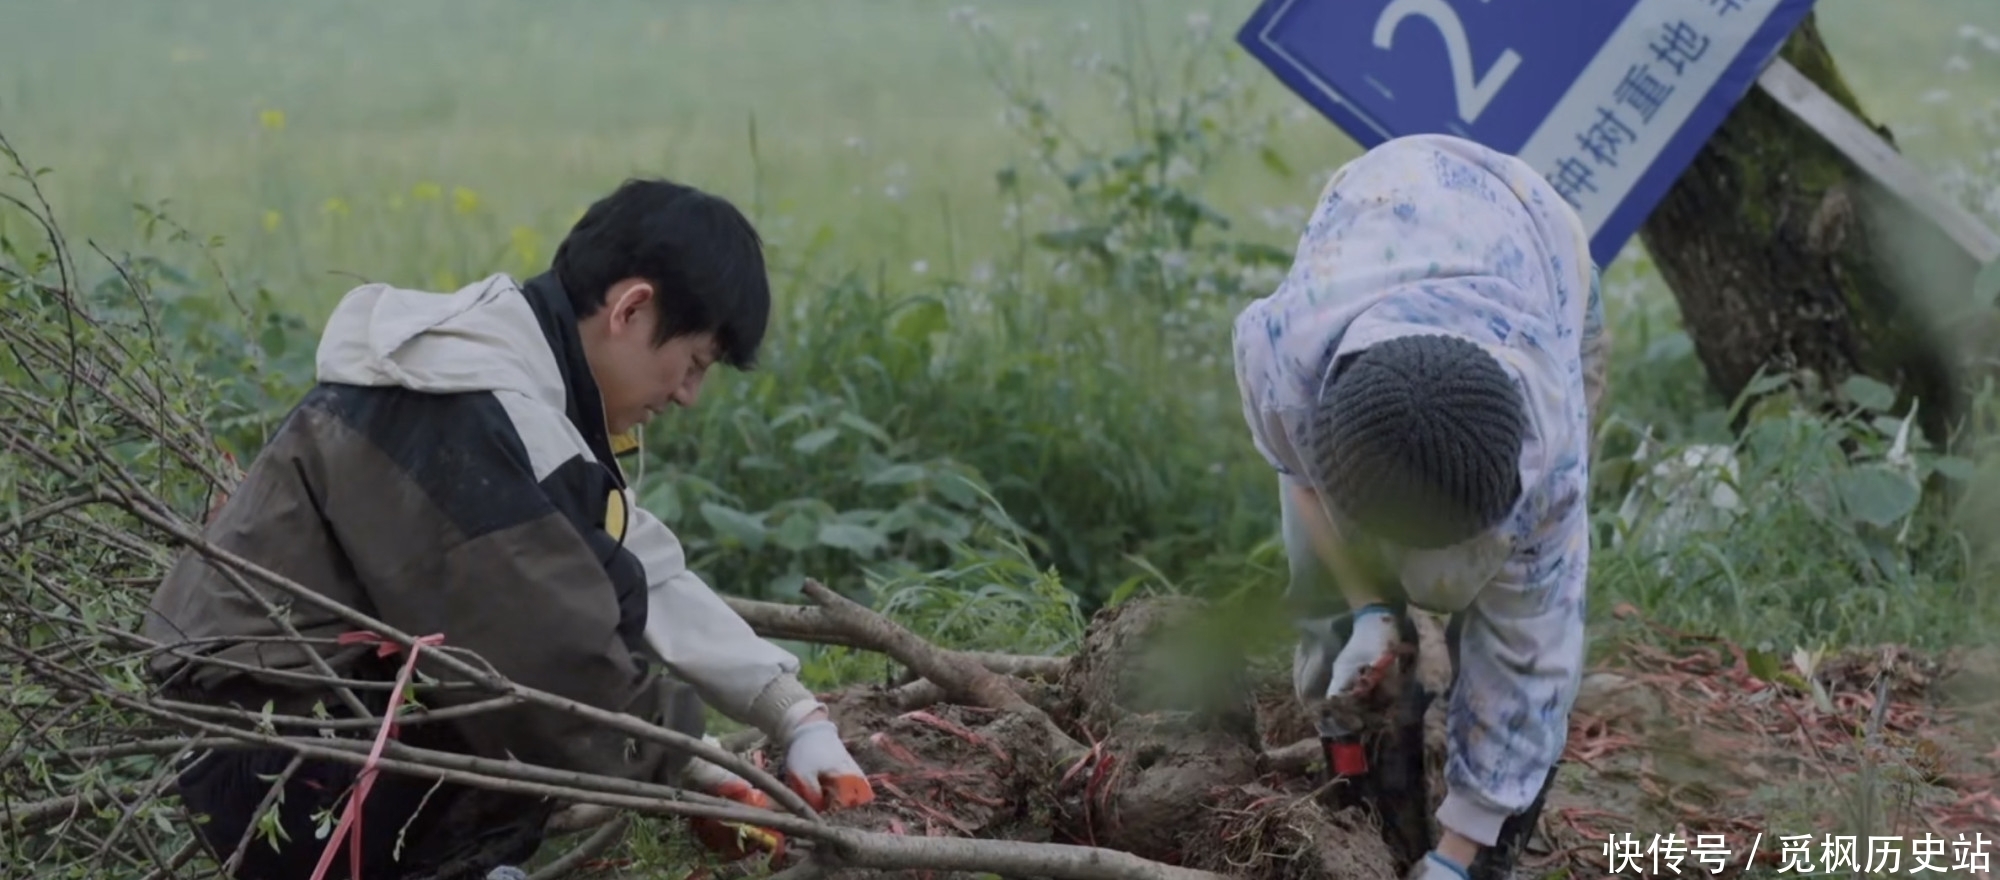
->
[[607, 280, 656, 337]]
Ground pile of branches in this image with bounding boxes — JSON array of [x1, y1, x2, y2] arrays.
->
[[0, 134, 1448, 880]]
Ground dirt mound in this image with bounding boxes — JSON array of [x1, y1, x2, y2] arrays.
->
[[1056, 594, 1255, 733], [797, 596, 1422, 879]]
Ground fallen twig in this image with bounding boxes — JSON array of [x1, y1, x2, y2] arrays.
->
[[527, 813, 631, 880]]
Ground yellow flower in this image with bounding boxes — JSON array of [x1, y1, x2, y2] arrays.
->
[[452, 187, 480, 215], [412, 182, 443, 202], [259, 109, 286, 131], [432, 269, 460, 291], [509, 226, 543, 269], [320, 198, 349, 218], [261, 210, 281, 232]]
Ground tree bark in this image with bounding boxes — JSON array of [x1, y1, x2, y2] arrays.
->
[[1637, 12, 1968, 443]]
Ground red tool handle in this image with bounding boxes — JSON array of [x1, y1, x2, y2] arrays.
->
[[1323, 737, 1369, 777]]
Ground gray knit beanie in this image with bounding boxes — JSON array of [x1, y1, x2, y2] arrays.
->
[[1308, 333, 1527, 549]]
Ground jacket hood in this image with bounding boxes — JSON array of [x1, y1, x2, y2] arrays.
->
[[1233, 134, 1593, 481], [316, 271, 626, 480]]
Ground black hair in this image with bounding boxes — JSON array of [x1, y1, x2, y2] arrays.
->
[[551, 177, 770, 369]]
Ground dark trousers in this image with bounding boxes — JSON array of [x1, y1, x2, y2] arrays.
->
[[176, 721, 547, 880], [176, 675, 707, 879]]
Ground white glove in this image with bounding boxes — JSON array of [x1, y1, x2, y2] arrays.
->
[[1292, 604, 1400, 706], [781, 717, 874, 811], [1406, 851, 1471, 880]]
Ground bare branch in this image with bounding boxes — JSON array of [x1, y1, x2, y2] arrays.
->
[[725, 595, 1068, 680], [525, 813, 630, 880]]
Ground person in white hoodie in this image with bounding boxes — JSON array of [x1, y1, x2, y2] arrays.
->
[[1232, 134, 1608, 880], [144, 178, 870, 878]]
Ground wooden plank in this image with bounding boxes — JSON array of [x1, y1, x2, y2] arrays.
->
[[1755, 56, 2000, 266]]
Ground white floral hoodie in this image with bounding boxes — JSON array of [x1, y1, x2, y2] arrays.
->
[[1232, 133, 1608, 845]]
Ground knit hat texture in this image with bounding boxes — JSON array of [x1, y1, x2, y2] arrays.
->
[[1309, 333, 1526, 549]]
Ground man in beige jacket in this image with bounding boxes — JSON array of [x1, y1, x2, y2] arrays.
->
[[145, 178, 871, 879]]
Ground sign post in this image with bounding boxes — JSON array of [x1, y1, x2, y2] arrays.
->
[[1235, 0, 1821, 268]]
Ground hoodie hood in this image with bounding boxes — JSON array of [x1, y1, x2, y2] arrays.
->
[[316, 271, 625, 481], [1232, 133, 1594, 486]]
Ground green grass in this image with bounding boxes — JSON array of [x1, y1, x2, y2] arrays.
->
[[8, 0, 2000, 681], [8, 0, 1992, 308]]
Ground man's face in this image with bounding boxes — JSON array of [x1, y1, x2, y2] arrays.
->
[[579, 279, 720, 437]]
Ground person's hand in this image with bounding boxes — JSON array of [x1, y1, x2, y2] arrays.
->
[[1292, 604, 1400, 706], [682, 738, 784, 862], [1404, 851, 1471, 880], [781, 712, 875, 811]]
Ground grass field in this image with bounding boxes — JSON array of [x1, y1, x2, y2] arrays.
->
[[3, 0, 2000, 636], [8, 1, 2000, 876], [9, 0, 2000, 643], [5, 0, 1999, 306], [7, 0, 2000, 634]]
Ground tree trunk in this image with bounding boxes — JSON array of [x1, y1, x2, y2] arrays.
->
[[1636, 12, 1970, 444]]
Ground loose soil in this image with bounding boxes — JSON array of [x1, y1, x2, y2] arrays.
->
[[722, 598, 2000, 879]]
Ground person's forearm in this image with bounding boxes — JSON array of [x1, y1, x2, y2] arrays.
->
[[1283, 480, 1387, 610]]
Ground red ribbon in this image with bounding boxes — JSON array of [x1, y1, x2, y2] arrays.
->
[[308, 630, 446, 880]]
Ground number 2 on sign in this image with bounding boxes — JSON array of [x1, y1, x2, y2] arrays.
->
[[1372, 0, 1522, 124]]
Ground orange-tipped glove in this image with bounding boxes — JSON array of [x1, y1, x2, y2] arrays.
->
[[682, 738, 784, 862], [779, 715, 875, 811]]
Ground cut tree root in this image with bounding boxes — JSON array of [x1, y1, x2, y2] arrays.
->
[[669, 582, 1431, 880]]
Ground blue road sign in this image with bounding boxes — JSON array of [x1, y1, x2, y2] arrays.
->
[[1237, 0, 1819, 267]]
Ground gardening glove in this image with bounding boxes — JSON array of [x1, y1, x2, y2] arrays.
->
[[1405, 851, 1472, 880], [780, 713, 875, 811], [682, 737, 785, 861], [1292, 603, 1400, 708]]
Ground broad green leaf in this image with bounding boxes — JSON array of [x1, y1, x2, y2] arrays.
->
[[816, 522, 888, 556], [1833, 465, 1921, 527], [890, 298, 948, 349], [1838, 374, 1897, 412], [864, 463, 928, 486], [837, 411, 892, 446], [1258, 145, 1294, 179], [873, 505, 921, 536], [1932, 455, 1978, 482], [1975, 257, 2000, 306], [765, 571, 807, 599], [771, 510, 821, 552], [933, 472, 984, 508], [768, 404, 815, 430], [792, 427, 840, 455], [258, 322, 289, 359], [639, 480, 681, 523], [1742, 371, 1792, 397], [699, 502, 767, 548]]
